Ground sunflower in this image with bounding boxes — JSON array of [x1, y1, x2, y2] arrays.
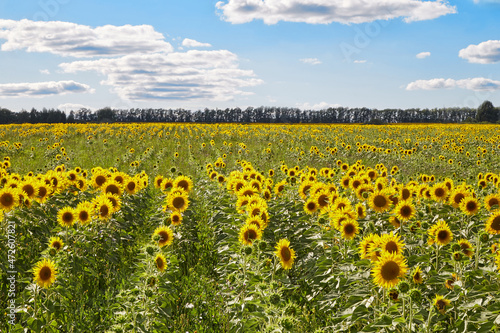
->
[[460, 197, 480, 216], [93, 196, 113, 221], [359, 234, 380, 259], [341, 220, 359, 240], [379, 232, 405, 255], [154, 175, 165, 189], [332, 196, 352, 212], [76, 201, 93, 225], [304, 199, 318, 215], [48, 236, 64, 251], [434, 295, 451, 314], [412, 266, 423, 284], [368, 191, 392, 213], [355, 203, 367, 219], [124, 177, 140, 195], [433, 223, 453, 246], [238, 224, 262, 246], [275, 239, 296, 270], [170, 211, 183, 226], [174, 176, 193, 193], [57, 206, 76, 227], [153, 226, 174, 247], [246, 216, 267, 231], [102, 180, 123, 196], [237, 185, 256, 198], [161, 178, 174, 192], [448, 188, 467, 208], [430, 183, 448, 202], [0, 187, 19, 212], [298, 181, 315, 199], [167, 192, 189, 213], [105, 193, 122, 213], [393, 200, 415, 222], [36, 183, 51, 203], [33, 258, 57, 288], [91, 170, 109, 189], [457, 239, 474, 257], [371, 251, 408, 289], [389, 216, 401, 229], [484, 194, 500, 211], [388, 289, 399, 302], [485, 210, 500, 235], [20, 181, 38, 199], [155, 253, 167, 272]]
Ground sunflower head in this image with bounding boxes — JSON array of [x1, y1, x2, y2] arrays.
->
[[369, 191, 392, 213], [275, 239, 296, 270], [434, 295, 451, 314], [341, 219, 359, 240], [460, 197, 480, 216], [48, 236, 64, 251], [412, 266, 423, 284], [153, 226, 174, 247], [486, 210, 500, 235], [57, 206, 76, 227], [371, 251, 408, 289], [238, 224, 262, 246], [155, 253, 167, 272], [33, 258, 57, 288], [170, 212, 183, 226]]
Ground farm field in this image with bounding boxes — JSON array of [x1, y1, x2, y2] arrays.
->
[[1, 122, 500, 333]]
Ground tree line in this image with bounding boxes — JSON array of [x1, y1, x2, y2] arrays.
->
[[0, 101, 498, 124]]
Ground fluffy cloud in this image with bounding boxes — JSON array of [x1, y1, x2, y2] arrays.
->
[[416, 51, 431, 59], [182, 38, 212, 48], [0, 80, 94, 98], [216, 0, 456, 25], [459, 40, 500, 64], [296, 102, 342, 110], [300, 58, 321, 65], [57, 103, 94, 111], [59, 50, 263, 101], [0, 19, 172, 57], [406, 78, 500, 91], [354, 60, 367, 63]]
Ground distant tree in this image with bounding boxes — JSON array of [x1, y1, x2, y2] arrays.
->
[[476, 100, 498, 123], [97, 107, 114, 122]]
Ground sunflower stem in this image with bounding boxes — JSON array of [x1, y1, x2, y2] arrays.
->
[[435, 245, 439, 272], [408, 296, 413, 333], [475, 232, 481, 270], [425, 301, 434, 333]]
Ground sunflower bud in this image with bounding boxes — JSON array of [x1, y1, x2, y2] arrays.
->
[[452, 251, 462, 261], [270, 293, 281, 305], [244, 246, 253, 255], [409, 288, 421, 303], [258, 241, 267, 251], [49, 248, 57, 256], [146, 246, 156, 256], [451, 243, 461, 252], [397, 280, 410, 294], [480, 231, 489, 243]]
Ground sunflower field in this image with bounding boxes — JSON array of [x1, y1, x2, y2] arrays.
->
[[1, 122, 500, 332]]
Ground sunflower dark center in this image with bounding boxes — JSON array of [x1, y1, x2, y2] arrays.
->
[[373, 195, 387, 208], [381, 261, 400, 280], [100, 205, 109, 216], [437, 229, 449, 241], [344, 223, 355, 235], [307, 202, 316, 211], [434, 188, 445, 198], [400, 205, 412, 217], [246, 229, 257, 240], [156, 257, 164, 268], [22, 185, 35, 197], [95, 175, 106, 186], [436, 300, 446, 310], [454, 193, 465, 204], [242, 190, 254, 197], [1, 193, 14, 206], [172, 215, 180, 222], [489, 198, 499, 208], [159, 231, 169, 242], [52, 241, 61, 250], [337, 202, 347, 210], [79, 211, 89, 221], [466, 201, 477, 211], [38, 187, 47, 197], [352, 180, 361, 189], [62, 212, 73, 223], [281, 247, 292, 261], [106, 184, 120, 195], [127, 182, 136, 191], [491, 216, 500, 231], [385, 241, 398, 254], [414, 272, 420, 280], [39, 266, 52, 280], [402, 189, 411, 200], [177, 180, 188, 191], [172, 197, 185, 209]]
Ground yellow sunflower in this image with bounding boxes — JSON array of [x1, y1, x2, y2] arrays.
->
[[0, 187, 19, 212], [246, 216, 267, 231], [153, 226, 174, 247], [304, 199, 318, 215], [484, 194, 500, 211], [170, 211, 183, 226], [93, 196, 113, 221], [102, 180, 123, 196], [105, 193, 122, 213], [76, 201, 93, 225], [434, 224, 453, 246], [173, 176, 193, 193], [167, 191, 189, 213], [238, 224, 262, 246], [91, 170, 109, 189], [33, 258, 57, 288], [448, 188, 468, 208], [275, 239, 296, 270], [355, 203, 367, 219], [460, 197, 480, 216], [154, 175, 165, 189], [155, 253, 167, 272], [358, 234, 380, 260], [434, 295, 451, 314], [457, 239, 474, 257], [379, 232, 405, 255], [161, 178, 175, 192], [48, 236, 64, 251], [371, 251, 408, 289], [341, 219, 359, 240], [57, 206, 76, 228], [430, 183, 448, 202], [368, 191, 392, 213], [412, 266, 423, 284], [124, 177, 140, 195], [485, 210, 500, 235], [393, 200, 415, 221]]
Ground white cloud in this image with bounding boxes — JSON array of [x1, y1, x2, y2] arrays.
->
[[300, 58, 321, 65], [416, 51, 431, 59], [59, 50, 263, 101], [406, 77, 500, 91], [354, 60, 367, 63], [0, 19, 172, 57], [57, 103, 94, 111], [0, 80, 94, 98], [296, 102, 342, 110], [216, 0, 456, 25], [182, 38, 212, 48], [459, 40, 500, 64], [39, 69, 50, 74]]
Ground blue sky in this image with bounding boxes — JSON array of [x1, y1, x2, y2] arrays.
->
[[0, 0, 499, 112]]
